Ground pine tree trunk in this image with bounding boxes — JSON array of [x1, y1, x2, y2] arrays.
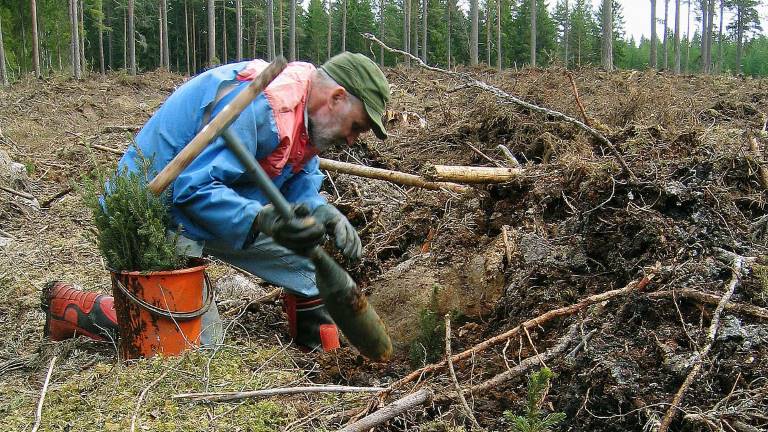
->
[[716, 0, 723, 73], [252, 8, 258, 58], [79, 0, 86, 74], [159, 1, 165, 67], [223, 2, 228, 63], [470, 0, 478, 65], [0, 16, 8, 85], [650, 0, 657, 68], [341, 0, 347, 52], [446, 0, 451, 68], [236, 0, 243, 61], [128, 0, 135, 74], [290, 0, 296, 60], [20, 2, 27, 75], [163, 0, 170, 69], [107, 0, 113, 70], [736, 6, 743, 74], [685, 0, 690, 72], [706, 0, 714, 72], [31, 0, 41, 77], [123, 7, 127, 70], [411, 0, 418, 58], [662, 0, 669, 69], [267, 0, 275, 60], [673, 0, 680, 73], [601, 0, 612, 71], [279, 0, 284, 56], [486, 0, 491, 66], [379, 0, 385, 66], [496, 0, 501, 70], [564, 0, 569, 68], [326, 0, 332, 60], [70, 0, 82, 78], [185, 0, 190, 74], [99, 3, 105, 74], [422, 0, 428, 63], [208, 0, 216, 66], [699, 0, 709, 73], [530, 0, 537, 66], [193, 7, 198, 71]]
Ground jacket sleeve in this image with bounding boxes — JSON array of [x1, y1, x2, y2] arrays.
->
[[280, 156, 327, 211], [171, 135, 263, 250]]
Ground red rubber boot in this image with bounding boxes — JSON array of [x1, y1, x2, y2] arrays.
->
[[41, 281, 118, 342], [283, 294, 340, 352]]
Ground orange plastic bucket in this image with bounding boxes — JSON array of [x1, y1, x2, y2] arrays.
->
[[110, 261, 211, 359]]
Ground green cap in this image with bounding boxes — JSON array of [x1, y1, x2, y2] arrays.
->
[[320, 52, 390, 140]]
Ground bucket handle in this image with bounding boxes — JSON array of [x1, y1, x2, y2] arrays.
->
[[114, 274, 214, 321]]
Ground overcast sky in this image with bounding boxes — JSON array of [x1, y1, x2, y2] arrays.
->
[[547, 0, 768, 42]]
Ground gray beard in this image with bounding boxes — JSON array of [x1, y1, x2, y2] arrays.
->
[[308, 117, 344, 153]]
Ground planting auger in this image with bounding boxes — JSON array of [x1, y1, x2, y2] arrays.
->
[[145, 57, 393, 362], [222, 129, 393, 362]]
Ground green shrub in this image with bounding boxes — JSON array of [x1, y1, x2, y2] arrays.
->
[[503, 367, 566, 432], [81, 156, 187, 272]]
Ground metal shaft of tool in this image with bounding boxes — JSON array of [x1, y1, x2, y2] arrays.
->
[[221, 128, 393, 361]]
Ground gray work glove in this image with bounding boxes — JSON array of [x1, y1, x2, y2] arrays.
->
[[254, 204, 326, 255], [311, 204, 362, 260]]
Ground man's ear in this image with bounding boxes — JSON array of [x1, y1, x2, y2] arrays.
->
[[329, 87, 347, 109]]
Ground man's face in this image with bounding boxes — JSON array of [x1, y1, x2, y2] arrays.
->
[[308, 90, 372, 153]]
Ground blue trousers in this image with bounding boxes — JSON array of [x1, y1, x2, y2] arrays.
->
[[177, 233, 318, 346]]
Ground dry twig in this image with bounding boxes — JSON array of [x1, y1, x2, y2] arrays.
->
[[566, 71, 592, 127], [131, 368, 171, 432], [658, 256, 745, 432], [31, 355, 56, 432], [362, 33, 637, 183], [649, 289, 768, 320], [174, 385, 386, 402], [445, 314, 483, 430]]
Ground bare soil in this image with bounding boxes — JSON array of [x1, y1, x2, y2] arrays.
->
[[1, 66, 767, 431]]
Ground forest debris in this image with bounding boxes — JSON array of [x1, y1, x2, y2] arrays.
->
[[383, 269, 658, 395], [85, 143, 124, 155], [424, 164, 523, 183], [444, 314, 482, 430], [658, 256, 746, 432], [497, 144, 522, 168], [465, 141, 503, 167], [0, 184, 35, 201], [648, 289, 768, 320], [362, 33, 638, 183], [319, 157, 469, 193], [174, 385, 386, 402], [566, 71, 592, 127], [337, 388, 434, 432], [101, 125, 141, 134], [748, 135, 768, 190]]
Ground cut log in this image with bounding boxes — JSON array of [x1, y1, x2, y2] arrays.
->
[[319, 158, 470, 193], [337, 388, 434, 432], [424, 164, 523, 183]]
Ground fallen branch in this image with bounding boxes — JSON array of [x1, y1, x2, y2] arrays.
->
[[362, 33, 637, 183], [336, 388, 434, 432], [425, 164, 523, 183], [0, 184, 35, 201], [31, 355, 56, 432], [385, 269, 657, 394], [445, 314, 482, 430], [174, 385, 386, 402], [658, 256, 745, 432], [649, 289, 768, 320], [41, 187, 73, 208], [465, 142, 503, 167], [319, 157, 470, 193]]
